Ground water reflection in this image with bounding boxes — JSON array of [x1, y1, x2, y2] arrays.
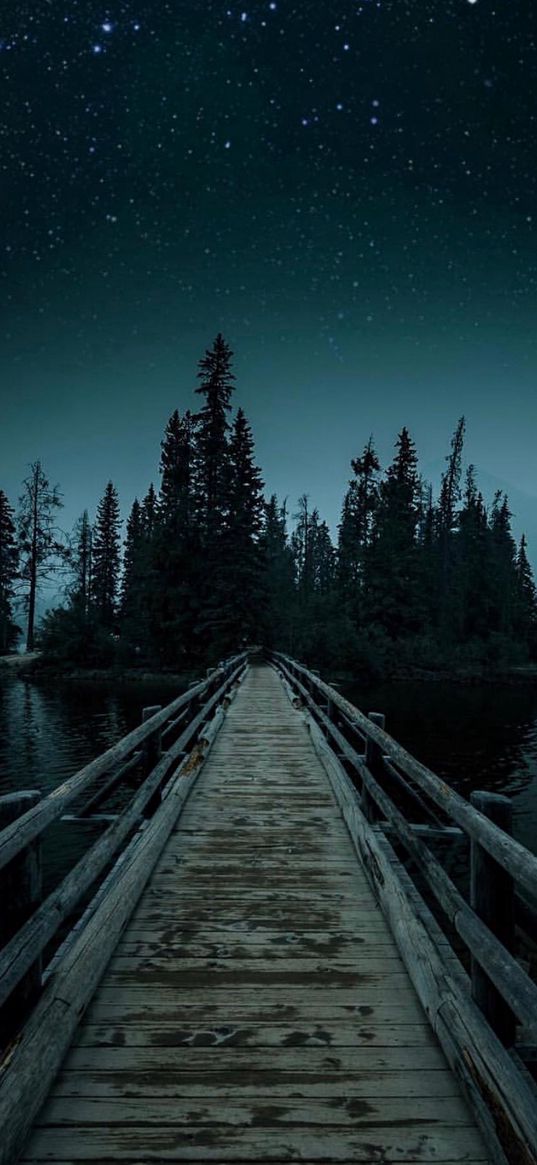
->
[[0, 674, 185, 891], [343, 680, 537, 854]]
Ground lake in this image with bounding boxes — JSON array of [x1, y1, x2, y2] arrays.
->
[[0, 671, 536, 893]]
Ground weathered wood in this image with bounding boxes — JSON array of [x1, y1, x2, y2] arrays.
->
[[63, 1044, 451, 1073], [48, 1066, 465, 1100], [22, 1124, 488, 1161], [0, 725, 190, 1011], [342, 728, 537, 1032], [471, 791, 516, 1046], [0, 791, 42, 1045], [17, 663, 490, 1165], [0, 705, 229, 1165], [142, 704, 162, 816], [362, 711, 385, 821], [308, 713, 537, 1165], [32, 1094, 475, 1125], [275, 653, 537, 905], [0, 654, 247, 873], [77, 750, 142, 817], [75, 1018, 437, 1047]]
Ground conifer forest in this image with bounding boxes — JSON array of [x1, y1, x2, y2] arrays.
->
[[1, 335, 536, 680]]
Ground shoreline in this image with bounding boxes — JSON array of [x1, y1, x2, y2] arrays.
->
[[2, 653, 537, 687]]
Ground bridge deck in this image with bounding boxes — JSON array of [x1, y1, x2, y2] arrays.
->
[[22, 663, 489, 1162]]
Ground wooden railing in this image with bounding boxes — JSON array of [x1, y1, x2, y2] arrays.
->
[[0, 651, 249, 1047], [271, 652, 537, 1165]]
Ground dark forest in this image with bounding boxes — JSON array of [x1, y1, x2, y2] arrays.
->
[[1, 335, 536, 680]]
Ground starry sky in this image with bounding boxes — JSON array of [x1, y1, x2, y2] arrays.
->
[[1, 1, 537, 558]]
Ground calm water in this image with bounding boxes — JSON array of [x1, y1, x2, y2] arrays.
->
[[0, 674, 186, 892], [1, 673, 537, 889], [343, 680, 537, 856]]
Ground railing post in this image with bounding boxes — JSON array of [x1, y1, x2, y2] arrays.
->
[[470, 790, 516, 1046], [326, 681, 341, 723], [363, 712, 385, 822], [0, 790, 42, 1043], [142, 706, 162, 817]]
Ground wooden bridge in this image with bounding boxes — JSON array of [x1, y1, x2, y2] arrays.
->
[[0, 654, 537, 1164]]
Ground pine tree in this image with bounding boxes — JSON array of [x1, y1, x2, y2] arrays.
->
[[450, 466, 490, 641], [91, 482, 121, 629], [259, 495, 296, 650], [228, 409, 265, 542], [140, 483, 159, 537], [17, 461, 66, 651], [159, 409, 195, 529], [194, 333, 235, 537], [70, 510, 93, 615], [0, 490, 19, 653], [488, 491, 517, 637], [212, 408, 266, 653], [364, 428, 421, 637], [337, 437, 380, 606], [120, 499, 143, 619], [514, 534, 537, 650]]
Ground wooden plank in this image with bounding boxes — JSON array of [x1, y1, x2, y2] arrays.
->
[[22, 1126, 488, 1162], [32, 1094, 479, 1126], [82, 998, 426, 1025], [107, 954, 408, 973], [50, 1067, 464, 1100], [115, 936, 399, 957], [62, 1046, 451, 1072], [75, 1020, 438, 1048]]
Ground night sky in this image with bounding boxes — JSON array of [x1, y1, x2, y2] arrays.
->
[[2, 1, 537, 559]]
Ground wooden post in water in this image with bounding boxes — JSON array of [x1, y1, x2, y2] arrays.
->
[[142, 706, 162, 817], [363, 712, 385, 822], [0, 791, 42, 1044], [470, 790, 516, 1046]]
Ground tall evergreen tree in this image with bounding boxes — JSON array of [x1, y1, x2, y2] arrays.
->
[[91, 482, 121, 629], [140, 483, 159, 537], [70, 510, 93, 616], [514, 534, 537, 650], [150, 409, 201, 665], [194, 334, 235, 537], [259, 495, 296, 650], [337, 437, 380, 606], [488, 491, 517, 637], [364, 428, 421, 637], [450, 466, 490, 641], [159, 409, 195, 529], [17, 461, 65, 651], [0, 490, 19, 653], [213, 408, 266, 651], [120, 499, 143, 620]]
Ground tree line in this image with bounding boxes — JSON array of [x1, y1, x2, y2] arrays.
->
[[1, 334, 535, 678]]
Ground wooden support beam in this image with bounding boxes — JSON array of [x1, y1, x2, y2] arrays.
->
[[0, 653, 248, 875], [363, 712, 385, 822], [273, 653, 537, 906], [0, 704, 230, 1165], [142, 706, 162, 817], [307, 718, 537, 1165], [470, 791, 516, 1047], [0, 792, 42, 1047]]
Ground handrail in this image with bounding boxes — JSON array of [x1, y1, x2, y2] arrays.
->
[[271, 654, 537, 1040], [0, 659, 247, 1013], [0, 651, 248, 874], [0, 665, 246, 1165], [273, 652, 537, 906]]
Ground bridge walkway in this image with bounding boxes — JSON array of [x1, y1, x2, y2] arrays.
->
[[22, 663, 489, 1162]]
